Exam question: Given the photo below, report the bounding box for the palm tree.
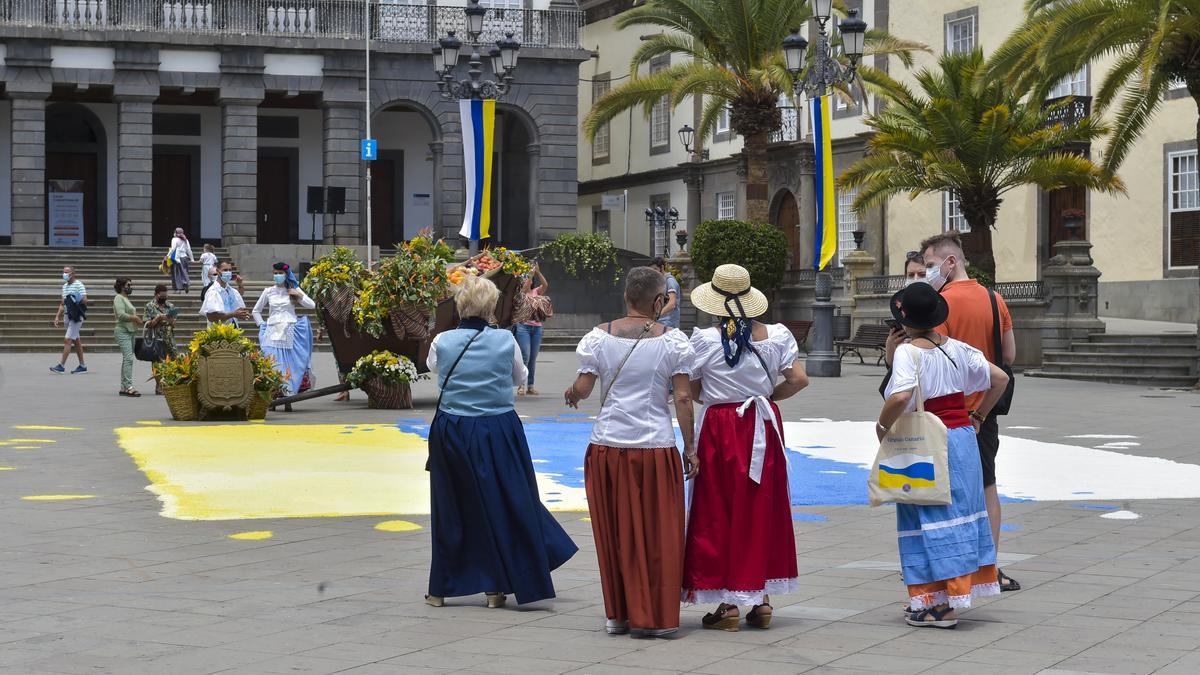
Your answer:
[840,49,1125,277]
[581,0,924,224]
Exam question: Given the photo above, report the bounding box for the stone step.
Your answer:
[1086,333,1197,345]
[1068,341,1199,356]
[1025,369,1198,388]
[1043,350,1199,365]
[1037,358,1194,377]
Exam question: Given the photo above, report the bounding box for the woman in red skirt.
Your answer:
[684,264,809,631]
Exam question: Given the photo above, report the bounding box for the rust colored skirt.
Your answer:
[585,443,685,631]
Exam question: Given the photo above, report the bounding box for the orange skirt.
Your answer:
[584,443,685,631]
[908,564,1000,610]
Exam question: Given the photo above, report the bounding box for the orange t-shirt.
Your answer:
[934,279,1012,410]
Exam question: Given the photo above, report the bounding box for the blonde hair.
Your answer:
[454,273,500,320]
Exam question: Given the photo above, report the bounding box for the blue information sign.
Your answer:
[361,139,378,161]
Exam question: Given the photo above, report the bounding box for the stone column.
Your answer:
[683,162,703,249]
[10,94,47,246]
[527,143,542,245]
[429,140,444,239]
[322,104,362,245]
[116,97,155,247]
[841,244,878,334]
[220,99,260,246]
[1040,239,1105,354]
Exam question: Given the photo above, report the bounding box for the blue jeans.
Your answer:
[514,323,542,387]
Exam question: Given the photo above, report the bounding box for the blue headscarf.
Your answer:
[273,262,299,289]
[717,288,758,368]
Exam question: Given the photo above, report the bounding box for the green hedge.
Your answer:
[690,219,788,292]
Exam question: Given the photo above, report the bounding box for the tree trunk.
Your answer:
[743,132,770,223]
[960,224,996,281]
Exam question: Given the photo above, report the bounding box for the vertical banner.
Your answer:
[810,95,837,271]
[48,179,85,248]
[458,98,496,241]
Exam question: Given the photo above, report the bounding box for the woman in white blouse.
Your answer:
[253,262,316,396]
[565,266,696,638]
[166,228,194,293]
[683,264,809,631]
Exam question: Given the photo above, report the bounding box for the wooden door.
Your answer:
[371,158,398,249]
[257,156,291,244]
[1047,186,1086,253]
[45,153,99,246]
[152,154,193,247]
[776,191,801,268]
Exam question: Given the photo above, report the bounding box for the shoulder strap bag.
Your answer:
[425,328,484,471]
[989,290,1016,416]
[868,348,951,506]
[597,321,655,413]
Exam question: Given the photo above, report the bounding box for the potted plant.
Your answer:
[247,351,288,420]
[152,354,198,421]
[347,350,424,409]
[1061,208,1086,240]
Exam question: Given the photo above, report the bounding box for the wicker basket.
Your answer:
[163,382,198,421]
[247,393,269,420]
[361,377,413,409]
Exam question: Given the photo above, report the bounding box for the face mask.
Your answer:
[62,273,71,281]
[273,273,287,285]
[157,296,167,304]
[123,286,133,295]
[905,277,927,288]
[925,261,947,290]
[220,271,233,283]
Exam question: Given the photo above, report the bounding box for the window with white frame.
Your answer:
[650,194,671,255]
[649,56,670,150]
[945,14,976,54]
[591,75,611,161]
[944,191,969,233]
[1169,77,1187,91]
[836,188,860,265]
[1049,65,1088,98]
[717,192,736,220]
[715,103,731,135]
[1168,150,1200,267]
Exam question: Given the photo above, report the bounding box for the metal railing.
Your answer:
[855,274,906,295]
[1,1,584,47]
[995,280,1044,301]
[770,105,800,143]
[853,276,1045,301]
[786,266,845,286]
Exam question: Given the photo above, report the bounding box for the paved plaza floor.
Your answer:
[2,349,1200,674]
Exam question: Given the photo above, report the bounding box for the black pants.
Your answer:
[978,413,1000,487]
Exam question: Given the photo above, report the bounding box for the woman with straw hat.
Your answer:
[879,282,1009,628]
[682,264,809,631]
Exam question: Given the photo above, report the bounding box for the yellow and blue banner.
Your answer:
[459,98,496,241]
[810,95,837,270]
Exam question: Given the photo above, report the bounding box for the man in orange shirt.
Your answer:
[920,231,1020,593]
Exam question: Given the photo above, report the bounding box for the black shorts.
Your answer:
[978,413,1000,487]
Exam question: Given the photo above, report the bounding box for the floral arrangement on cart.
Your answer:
[346,350,424,409]
[153,324,285,421]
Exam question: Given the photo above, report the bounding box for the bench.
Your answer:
[779,320,813,353]
[835,323,891,365]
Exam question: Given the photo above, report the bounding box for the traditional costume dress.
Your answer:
[575,325,693,633]
[253,266,316,396]
[426,319,577,605]
[884,339,999,612]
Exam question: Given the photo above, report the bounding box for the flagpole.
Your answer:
[364,0,373,270]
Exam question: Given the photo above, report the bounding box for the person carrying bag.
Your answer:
[869,348,950,506]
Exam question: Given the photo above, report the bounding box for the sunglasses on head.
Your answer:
[905,250,921,261]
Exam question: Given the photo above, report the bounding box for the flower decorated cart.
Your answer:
[154,325,284,421]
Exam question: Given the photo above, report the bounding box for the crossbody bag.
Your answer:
[425,328,483,471]
[988,290,1015,416]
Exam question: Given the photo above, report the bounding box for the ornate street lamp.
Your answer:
[645,206,680,258]
[782,3,869,378]
[432,0,521,100]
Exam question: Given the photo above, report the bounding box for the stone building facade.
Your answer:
[0,0,587,258]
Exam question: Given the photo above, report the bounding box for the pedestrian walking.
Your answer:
[199,244,218,289]
[652,256,681,329]
[51,266,88,374]
[252,262,316,396]
[166,228,194,293]
[565,266,696,637]
[877,282,1010,628]
[112,277,144,397]
[425,274,576,609]
[200,261,250,327]
[515,262,549,396]
[920,231,1020,592]
[143,284,178,395]
[682,264,809,631]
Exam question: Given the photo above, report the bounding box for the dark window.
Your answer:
[258,116,300,139]
[593,208,611,235]
[152,113,202,137]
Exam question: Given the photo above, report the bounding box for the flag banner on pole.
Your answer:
[810,95,837,271]
[459,98,496,241]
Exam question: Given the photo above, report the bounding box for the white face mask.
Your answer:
[925,260,948,290]
[905,277,927,288]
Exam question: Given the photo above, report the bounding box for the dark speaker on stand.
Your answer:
[326,187,346,214]
[306,186,325,214]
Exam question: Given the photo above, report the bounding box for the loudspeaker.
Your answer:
[306,186,325,214]
[327,187,346,215]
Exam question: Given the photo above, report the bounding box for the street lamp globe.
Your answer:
[677,124,695,152]
[497,33,521,71]
[838,9,868,63]
[464,0,487,40]
[488,47,504,77]
[811,0,833,24]
[439,32,462,69]
[432,46,446,74]
[782,28,809,74]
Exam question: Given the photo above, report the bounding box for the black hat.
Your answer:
[272,262,289,272]
[890,282,949,330]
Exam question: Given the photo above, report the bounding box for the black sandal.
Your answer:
[746,603,772,629]
[905,606,957,629]
[998,569,1021,592]
[701,603,739,632]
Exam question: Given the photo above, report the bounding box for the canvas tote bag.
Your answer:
[868,349,951,506]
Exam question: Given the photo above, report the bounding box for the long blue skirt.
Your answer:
[428,410,577,604]
[258,316,313,396]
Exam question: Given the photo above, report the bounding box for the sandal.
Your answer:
[119,389,141,397]
[485,592,507,609]
[746,603,772,629]
[424,594,444,607]
[701,603,740,632]
[516,386,526,396]
[905,605,957,629]
[998,569,1021,592]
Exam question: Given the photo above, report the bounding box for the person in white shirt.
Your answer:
[51,266,88,374]
[565,266,696,638]
[166,228,194,293]
[199,244,218,289]
[200,261,250,327]
[253,262,317,395]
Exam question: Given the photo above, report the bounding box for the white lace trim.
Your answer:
[683,577,800,606]
[910,581,1001,611]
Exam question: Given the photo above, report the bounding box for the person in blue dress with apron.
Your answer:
[252,262,316,395]
[425,273,577,608]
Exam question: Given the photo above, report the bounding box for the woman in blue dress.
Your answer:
[425,273,577,608]
[252,262,316,395]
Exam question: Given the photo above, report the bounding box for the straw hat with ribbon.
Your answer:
[690,264,769,319]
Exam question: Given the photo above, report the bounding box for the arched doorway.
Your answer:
[773,189,801,268]
[45,103,106,246]
[371,102,440,250]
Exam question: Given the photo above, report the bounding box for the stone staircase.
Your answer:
[1028,333,1199,388]
[0,247,318,354]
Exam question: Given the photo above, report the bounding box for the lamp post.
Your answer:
[781,3,867,378]
[645,206,680,258]
[431,0,521,254]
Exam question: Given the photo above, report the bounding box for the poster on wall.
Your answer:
[49,180,85,248]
